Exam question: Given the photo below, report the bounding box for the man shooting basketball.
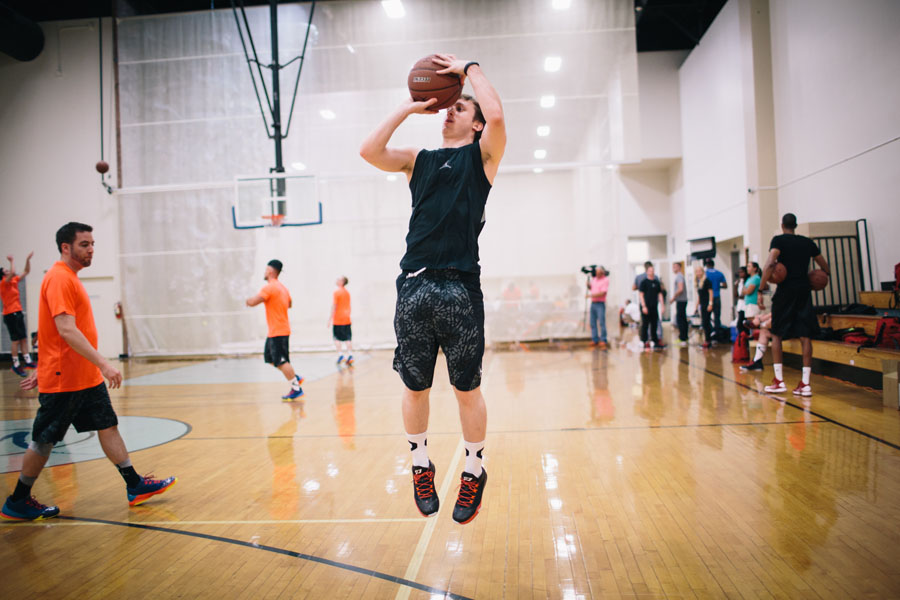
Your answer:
[760,213,830,397]
[359,54,505,524]
[1,251,37,374]
[2,222,176,521]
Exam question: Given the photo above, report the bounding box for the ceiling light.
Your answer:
[552,0,571,9]
[540,95,556,108]
[386,174,398,182]
[346,44,356,54]
[319,109,336,120]
[381,0,405,18]
[537,126,550,137]
[533,167,544,174]
[534,149,547,160]
[544,56,562,72]
[291,161,307,171]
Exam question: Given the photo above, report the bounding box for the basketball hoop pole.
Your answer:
[269,0,286,205]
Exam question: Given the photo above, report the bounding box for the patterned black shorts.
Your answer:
[3,311,27,341]
[333,324,352,342]
[32,382,118,444]
[264,335,290,366]
[393,269,484,392]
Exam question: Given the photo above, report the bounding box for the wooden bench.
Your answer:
[859,290,896,310]
[777,339,900,409]
[818,313,882,335]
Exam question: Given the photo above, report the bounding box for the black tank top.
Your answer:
[400,142,492,273]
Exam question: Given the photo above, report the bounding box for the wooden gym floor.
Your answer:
[2,331,900,599]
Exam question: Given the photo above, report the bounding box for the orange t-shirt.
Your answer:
[0,275,22,314]
[333,287,351,326]
[260,279,291,337]
[38,262,104,393]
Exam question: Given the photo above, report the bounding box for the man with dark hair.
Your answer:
[329,276,353,366]
[639,264,666,350]
[2,222,176,521]
[246,259,303,401]
[360,53,505,524]
[760,213,830,396]
[704,258,727,332]
[2,251,36,374]
[669,262,688,346]
[633,261,653,291]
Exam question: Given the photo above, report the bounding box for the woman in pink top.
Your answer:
[587,267,609,347]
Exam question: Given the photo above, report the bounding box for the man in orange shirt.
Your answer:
[1,251,37,374]
[246,259,303,400]
[2,222,177,522]
[328,276,353,366]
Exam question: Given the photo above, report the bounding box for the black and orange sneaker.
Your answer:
[412,461,439,517]
[452,468,487,524]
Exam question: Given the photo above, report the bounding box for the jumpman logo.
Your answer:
[440,160,452,170]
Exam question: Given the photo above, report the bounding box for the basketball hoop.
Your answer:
[261,214,285,227]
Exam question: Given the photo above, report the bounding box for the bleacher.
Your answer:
[779,290,899,408]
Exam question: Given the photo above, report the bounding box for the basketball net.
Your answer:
[262,214,285,228]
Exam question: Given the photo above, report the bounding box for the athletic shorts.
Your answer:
[264,335,290,367]
[393,269,484,392]
[333,324,352,342]
[32,382,118,444]
[3,311,27,342]
[771,282,819,339]
[744,303,760,318]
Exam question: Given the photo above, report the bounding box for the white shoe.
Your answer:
[792,382,812,397]
[764,378,787,393]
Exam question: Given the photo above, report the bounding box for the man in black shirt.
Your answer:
[759,213,830,397]
[360,54,505,524]
[639,264,666,350]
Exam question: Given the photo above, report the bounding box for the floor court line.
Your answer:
[14,517,426,526]
[53,515,473,600]
[395,435,466,600]
[679,356,900,452]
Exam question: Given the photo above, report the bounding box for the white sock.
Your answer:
[774,363,783,381]
[24,353,32,363]
[12,356,19,367]
[291,375,301,391]
[754,344,766,363]
[463,440,485,477]
[407,432,429,468]
[802,367,811,385]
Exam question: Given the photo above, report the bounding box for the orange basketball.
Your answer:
[770,262,787,284]
[808,269,829,291]
[408,54,462,110]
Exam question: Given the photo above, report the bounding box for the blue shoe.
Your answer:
[282,386,304,401]
[127,475,177,507]
[346,355,354,366]
[1,495,60,521]
[11,364,26,377]
[24,360,37,369]
[336,355,344,365]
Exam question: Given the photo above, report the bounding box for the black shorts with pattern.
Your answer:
[393,269,484,392]
[264,335,290,367]
[3,311,27,341]
[32,382,118,444]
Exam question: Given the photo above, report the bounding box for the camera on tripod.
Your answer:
[581,265,597,276]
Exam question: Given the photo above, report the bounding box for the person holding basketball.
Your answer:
[1,252,37,375]
[760,213,830,396]
[359,54,505,524]
[2,222,176,521]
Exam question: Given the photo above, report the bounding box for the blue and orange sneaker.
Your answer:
[282,387,304,401]
[336,355,344,365]
[24,359,37,369]
[1,495,60,521]
[11,364,26,377]
[346,355,354,366]
[127,475,177,507]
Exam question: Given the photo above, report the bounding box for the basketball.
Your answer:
[96,160,110,174]
[808,269,829,291]
[770,262,787,284]
[408,54,462,110]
